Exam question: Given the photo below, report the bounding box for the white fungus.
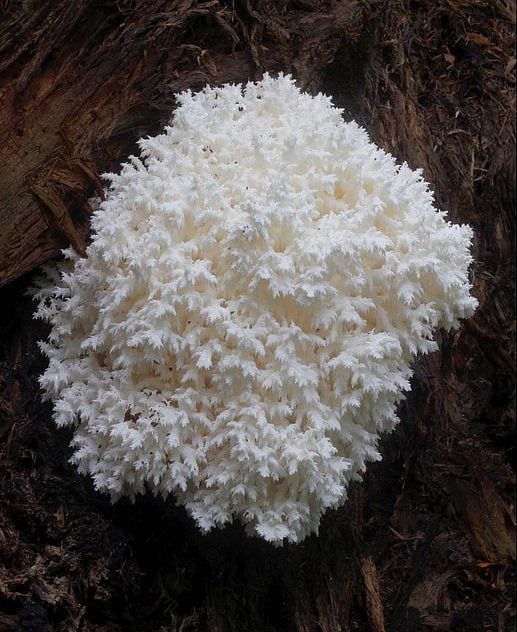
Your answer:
[34,74,477,543]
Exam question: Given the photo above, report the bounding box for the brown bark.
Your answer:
[0,1,515,631]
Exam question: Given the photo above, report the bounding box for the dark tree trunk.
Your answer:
[0,1,514,631]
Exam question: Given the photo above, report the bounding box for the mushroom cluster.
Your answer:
[34,75,477,543]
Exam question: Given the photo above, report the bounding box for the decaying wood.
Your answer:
[361,556,385,632]
[0,1,515,631]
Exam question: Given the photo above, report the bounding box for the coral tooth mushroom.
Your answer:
[34,74,477,544]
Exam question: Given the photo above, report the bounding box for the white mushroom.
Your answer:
[34,74,477,544]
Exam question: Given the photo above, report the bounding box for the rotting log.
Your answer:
[0,1,515,631]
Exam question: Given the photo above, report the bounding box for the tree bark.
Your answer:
[0,1,515,631]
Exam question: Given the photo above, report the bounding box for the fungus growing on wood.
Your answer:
[34,75,477,543]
